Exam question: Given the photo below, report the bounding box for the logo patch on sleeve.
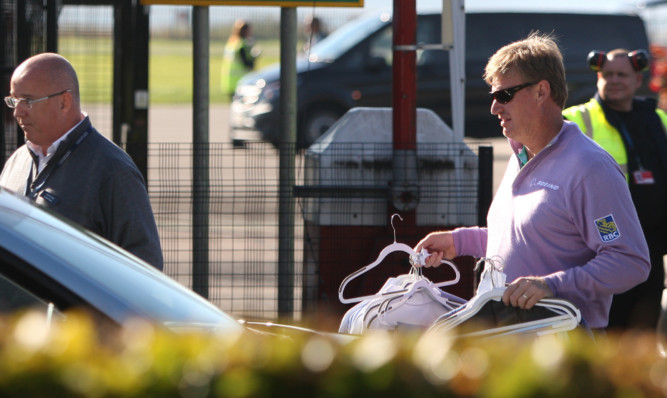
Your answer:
[595,214,620,242]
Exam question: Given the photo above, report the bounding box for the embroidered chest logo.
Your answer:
[530,179,560,190]
[595,215,620,242]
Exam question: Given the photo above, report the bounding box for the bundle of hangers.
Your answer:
[424,256,582,340]
[338,215,582,338]
[338,214,465,334]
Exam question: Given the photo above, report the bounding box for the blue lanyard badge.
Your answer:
[25,129,90,200]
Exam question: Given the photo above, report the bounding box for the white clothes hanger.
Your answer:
[425,286,582,339]
[338,214,467,334]
[456,299,581,339]
[429,287,506,332]
[339,265,424,334]
[354,274,467,332]
[338,214,461,304]
[371,281,467,330]
[475,256,506,295]
[338,242,419,304]
[340,295,386,334]
[426,257,508,332]
[376,274,464,317]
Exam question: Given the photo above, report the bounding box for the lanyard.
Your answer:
[25,129,90,199]
[595,95,647,171]
[616,122,645,171]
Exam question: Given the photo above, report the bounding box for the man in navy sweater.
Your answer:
[1,52,163,270]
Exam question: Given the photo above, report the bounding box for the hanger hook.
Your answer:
[390,213,403,243]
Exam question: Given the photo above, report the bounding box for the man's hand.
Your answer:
[502,276,553,309]
[413,231,457,268]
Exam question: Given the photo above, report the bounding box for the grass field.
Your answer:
[150,38,281,104]
[60,36,281,105]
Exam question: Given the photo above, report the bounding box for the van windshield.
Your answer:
[307,13,389,62]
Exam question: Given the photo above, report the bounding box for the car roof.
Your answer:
[0,188,244,334]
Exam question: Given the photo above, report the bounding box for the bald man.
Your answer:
[1,53,163,270]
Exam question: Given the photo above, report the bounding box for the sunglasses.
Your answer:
[489,82,538,104]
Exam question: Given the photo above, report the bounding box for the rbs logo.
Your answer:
[595,215,620,242]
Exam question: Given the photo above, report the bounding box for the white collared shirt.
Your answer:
[27,115,86,174]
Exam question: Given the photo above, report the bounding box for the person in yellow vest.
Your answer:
[563,49,667,330]
[302,15,327,53]
[221,19,260,99]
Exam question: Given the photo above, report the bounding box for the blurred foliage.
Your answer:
[0,310,665,397]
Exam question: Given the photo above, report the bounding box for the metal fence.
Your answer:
[3,3,489,329]
[150,141,298,320]
[1,0,49,163]
[148,140,487,326]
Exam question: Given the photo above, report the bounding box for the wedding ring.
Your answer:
[521,294,529,299]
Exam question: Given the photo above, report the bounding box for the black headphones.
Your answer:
[587,49,650,72]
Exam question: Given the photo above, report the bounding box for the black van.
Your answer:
[230,12,651,147]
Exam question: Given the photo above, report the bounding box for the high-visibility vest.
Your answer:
[221,37,253,97]
[563,98,667,182]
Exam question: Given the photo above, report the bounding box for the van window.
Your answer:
[368,15,443,68]
[369,26,392,66]
[309,14,387,62]
[465,13,649,70]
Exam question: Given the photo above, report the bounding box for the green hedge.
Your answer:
[0,311,665,397]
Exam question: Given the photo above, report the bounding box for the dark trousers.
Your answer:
[608,231,666,330]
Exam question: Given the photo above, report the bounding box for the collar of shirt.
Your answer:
[517,146,529,168]
[514,131,561,169]
[27,116,86,174]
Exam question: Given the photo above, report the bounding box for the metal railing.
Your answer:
[148,141,491,323]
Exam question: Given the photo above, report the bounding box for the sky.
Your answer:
[144,0,658,21]
[61,0,667,42]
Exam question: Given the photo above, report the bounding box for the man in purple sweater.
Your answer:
[416,33,650,329]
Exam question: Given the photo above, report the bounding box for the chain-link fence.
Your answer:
[148,140,487,326]
[3,3,488,329]
[150,141,302,320]
[1,0,50,163]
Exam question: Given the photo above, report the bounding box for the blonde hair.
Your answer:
[484,31,568,109]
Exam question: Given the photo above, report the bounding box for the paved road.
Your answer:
[149,104,231,143]
[148,104,511,194]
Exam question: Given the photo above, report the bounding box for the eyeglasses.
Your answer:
[489,82,538,104]
[4,89,71,109]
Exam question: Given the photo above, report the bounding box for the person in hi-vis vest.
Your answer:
[564,49,667,331]
[221,19,260,99]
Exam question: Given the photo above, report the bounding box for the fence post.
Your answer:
[192,5,210,299]
[477,145,493,227]
[278,7,297,318]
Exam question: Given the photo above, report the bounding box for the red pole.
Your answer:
[393,0,417,150]
[390,0,420,215]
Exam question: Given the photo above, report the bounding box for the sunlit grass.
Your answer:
[58,36,280,105]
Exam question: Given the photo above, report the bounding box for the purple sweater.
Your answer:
[453,121,650,328]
